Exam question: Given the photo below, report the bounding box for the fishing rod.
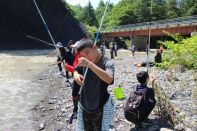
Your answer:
[33,0,56,46]
[33,0,64,69]
[26,35,55,47]
[146,0,153,72]
[94,0,110,44]
[78,0,110,95]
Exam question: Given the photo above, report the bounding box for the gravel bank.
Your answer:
[33,50,197,131]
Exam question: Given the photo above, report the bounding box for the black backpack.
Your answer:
[124,85,156,124]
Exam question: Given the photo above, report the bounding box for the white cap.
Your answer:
[56,42,63,48]
[71,41,80,48]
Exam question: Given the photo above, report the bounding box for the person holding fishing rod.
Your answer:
[32,0,74,81]
[63,35,89,124]
[74,38,115,131]
[53,42,74,81]
[73,1,115,130]
[63,41,81,124]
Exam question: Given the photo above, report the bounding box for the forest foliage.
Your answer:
[67,0,197,37]
[158,33,197,70]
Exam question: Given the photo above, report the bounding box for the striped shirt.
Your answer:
[76,95,115,131]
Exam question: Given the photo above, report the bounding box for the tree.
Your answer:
[105,0,137,26]
[95,0,114,28]
[62,0,75,16]
[95,0,105,21]
[178,0,188,16]
[69,4,84,20]
[187,2,197,15]
[141,0,151,21]
[178,0,197,16]
[166,0,180,18]
[81,1,98,26]
[151,0,167,20]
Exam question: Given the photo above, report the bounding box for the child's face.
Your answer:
[79,46,97,63]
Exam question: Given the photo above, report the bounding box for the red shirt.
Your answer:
[64,53,80,73]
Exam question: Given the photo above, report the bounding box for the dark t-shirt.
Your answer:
[65,47,74,65]
[79,56,114,112]
[57,47,74,65]
[154,53,162,63]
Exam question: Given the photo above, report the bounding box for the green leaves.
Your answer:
[85,24,97,38]
[158,33,197,70]
[64,0,197,39]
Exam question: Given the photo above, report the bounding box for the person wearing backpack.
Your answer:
[124,71,156,127]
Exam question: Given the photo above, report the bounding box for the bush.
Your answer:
[85,24,97,39]
[125,39,131,49]
[158,33,197,70]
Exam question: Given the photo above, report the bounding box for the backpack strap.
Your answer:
[137,84,149,104]
[133,85,138,91]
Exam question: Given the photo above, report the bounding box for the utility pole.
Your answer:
[148,0,152,52]
[147,0,153,71]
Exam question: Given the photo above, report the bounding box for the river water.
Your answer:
[0,50,56,130]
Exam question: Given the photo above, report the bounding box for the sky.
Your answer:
[65,0,120,9]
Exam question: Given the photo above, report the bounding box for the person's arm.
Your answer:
[53,56,61,65]
[47,49,57,57]
[64,64,74,73]
[149,76,156,88]
[134,62,142,67]
[53,61,61,65]
[73,71,84,86]
[89,62,113,84]
[64,55,80,73]
[78,57,114,84]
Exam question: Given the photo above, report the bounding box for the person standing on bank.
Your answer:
[53,42,67,75]
[53,42,73,81]
[114,42,118,58]
[100,41,106,56]
[74,39,115,131]
[65,40,75,67]
[109,42,114,59]
[131,44,136,56]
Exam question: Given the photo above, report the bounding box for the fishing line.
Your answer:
[26,35,55,47]
[33,0,64,70]
[33,0,56,46]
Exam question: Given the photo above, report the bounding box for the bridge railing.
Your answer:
[102,15,197,33]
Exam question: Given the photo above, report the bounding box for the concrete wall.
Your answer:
[131,36,148,51]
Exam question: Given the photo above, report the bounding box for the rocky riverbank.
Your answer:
[32,50,197,131]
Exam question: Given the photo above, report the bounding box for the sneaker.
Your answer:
[66,78,69,82]
[58,71,64,76]
[68,113,75,124]
[73,112,77,119]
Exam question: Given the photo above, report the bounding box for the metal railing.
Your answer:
[102,15,197,33]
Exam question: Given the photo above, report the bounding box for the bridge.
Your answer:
[102,15,197,37]
[101,15,197,50]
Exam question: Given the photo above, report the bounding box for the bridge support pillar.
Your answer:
[130,36,148,51]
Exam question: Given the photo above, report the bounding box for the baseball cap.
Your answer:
[56,42,63,48]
